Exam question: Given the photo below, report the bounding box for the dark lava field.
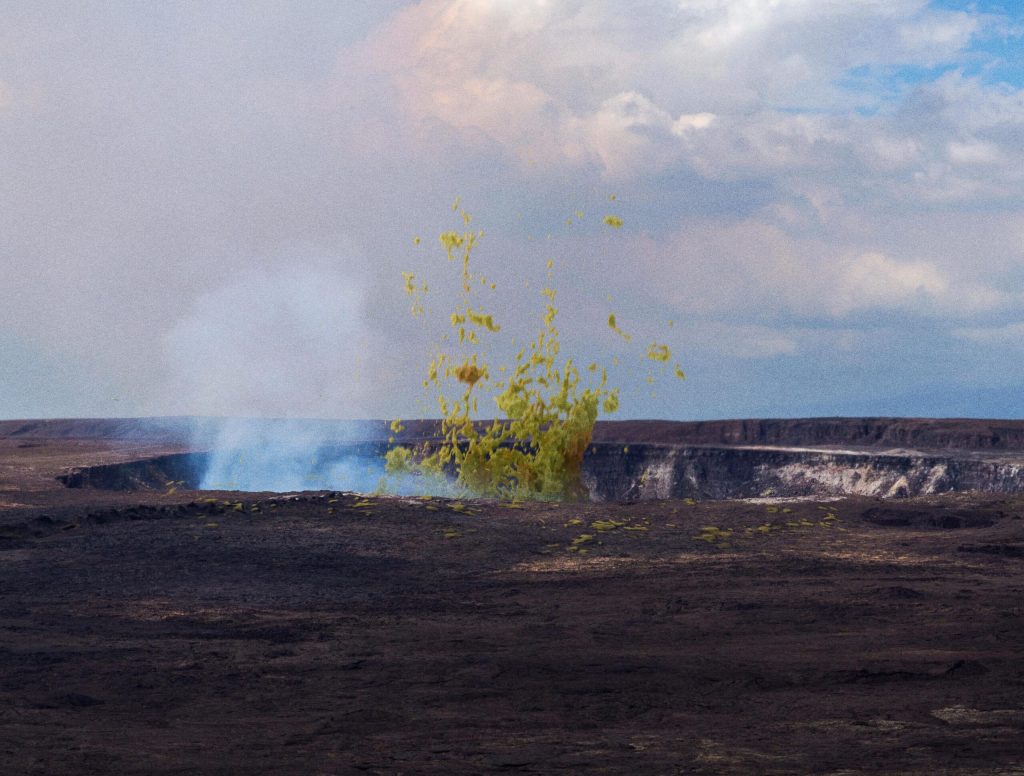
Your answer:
[1,418,1023,775]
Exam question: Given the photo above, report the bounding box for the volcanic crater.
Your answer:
[1,417,1023,774]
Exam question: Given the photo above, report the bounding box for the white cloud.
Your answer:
[610,214,1015,327]
[899,8,979,60]
[575,91,678,177]
[947,139,1002,166]
[952,322,1024,346]
[363,0,1024,211]
[832,252,949,316]
[673,112,716,133]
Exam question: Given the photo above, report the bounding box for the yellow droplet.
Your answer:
[646,343,671,362]
[608,313,632,342]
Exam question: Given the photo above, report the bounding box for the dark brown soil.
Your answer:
[2,434,1024,774]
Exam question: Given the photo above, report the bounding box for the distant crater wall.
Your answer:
[591,418,1024,453]
[58,442,1024,500]
[13,416,1024,453]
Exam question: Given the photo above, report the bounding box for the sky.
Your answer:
[2,0,1024,422]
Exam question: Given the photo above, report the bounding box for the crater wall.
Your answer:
[57,442,1024,501]
[582,444,1024,501]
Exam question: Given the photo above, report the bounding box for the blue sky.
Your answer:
[2,1,1024,421]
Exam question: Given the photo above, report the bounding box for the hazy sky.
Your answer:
[3,0,1024,421]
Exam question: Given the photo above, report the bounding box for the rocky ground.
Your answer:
[1,430,1023,774]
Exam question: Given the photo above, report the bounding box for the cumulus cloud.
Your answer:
[826,251,1006,317]
[600,211,1016,331]
[832,253,948,316]
[575,92,679,177]
[361,0,1024,216]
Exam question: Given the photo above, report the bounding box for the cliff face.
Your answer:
[581,444,1024,501]
[58,452,211,490]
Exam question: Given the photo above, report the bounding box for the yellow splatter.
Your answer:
[608,313,632,342]
[384,204,684,501]
[646,343,671,362]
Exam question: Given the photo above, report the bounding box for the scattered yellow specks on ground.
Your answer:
[565,517,584,527]
[567,533,595,553]
[590,519,625,532]
[693,526,733,548]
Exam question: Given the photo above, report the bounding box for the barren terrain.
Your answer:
[1,421,1023,774]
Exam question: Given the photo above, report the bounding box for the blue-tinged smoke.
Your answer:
[199,420,382,492]
[192,417,453,495]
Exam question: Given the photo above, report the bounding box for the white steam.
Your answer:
[160,263,422,494]
[161,264,375,418]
